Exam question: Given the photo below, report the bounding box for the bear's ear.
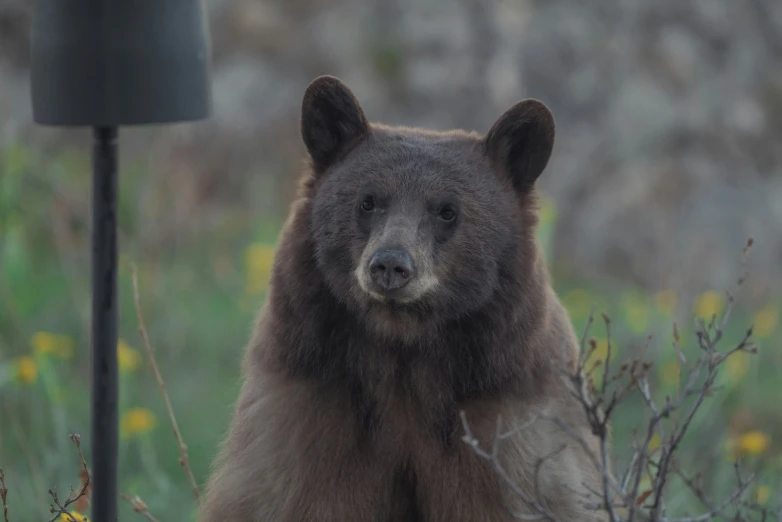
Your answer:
[301,75,370,172]
[484,99,555,193]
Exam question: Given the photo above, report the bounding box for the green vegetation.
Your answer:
[1,142,780,520]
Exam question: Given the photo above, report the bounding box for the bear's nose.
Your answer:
[368,248,415,292]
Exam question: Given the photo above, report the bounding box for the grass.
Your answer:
[0,142,780,520]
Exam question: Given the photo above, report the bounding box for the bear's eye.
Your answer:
[360,196,376,212]
[438,205,457,222]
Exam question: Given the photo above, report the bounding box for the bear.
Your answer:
[199,75,609,522]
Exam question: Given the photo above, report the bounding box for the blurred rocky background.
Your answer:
[2,0,782,305]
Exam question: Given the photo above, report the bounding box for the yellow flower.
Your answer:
[622,293,649,334]
[736,430,771,456]
[654,290,677,316]
[244,243,276,295]
[591,338,617,362]
[562,289,593,319]
[660,359,681,387]
[14,356,38,385]
[755,485,771,505]
[31,332,75,360]
[118,339,142,373]
[58,511,89,522]
[752,304,778,339]
[648,433,662,452]
[121,407,157,439]
[694,291,724,321]
[636,472,654,504]
[725,350,751,386]
[585,338,618,375]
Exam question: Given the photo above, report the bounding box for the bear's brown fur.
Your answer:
[199,75,608,522]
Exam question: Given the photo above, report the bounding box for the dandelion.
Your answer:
[562,289,593,319]
[638,473,652,492]
[245,243,276,295]
[725,350,751,386]
[14,355,38,385]
[589,338,617,363]
[585,338,618,382]
[653,289,677,316]
[622,293,649,334]
[648,433,662,452]
[694,291,724,321]
[31,332,75,360]
[121,407,157,439]
[58,511,89,522]
[752,304,778,339]
[635,472,655,505]
[755,485,771,505]
[118,339,142,373]
[736,430,771,456]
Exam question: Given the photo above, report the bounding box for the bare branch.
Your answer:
[600,313,613,395]
[459,410,565,522]
[131,264,201,504]
[579,305,598,359]
[121,493,162,522]
[47,435,91,522]
[0,468,8,522]
[461,239,769,522]
[664,464,753,522]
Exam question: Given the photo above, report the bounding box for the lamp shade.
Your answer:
[30,0,212,126]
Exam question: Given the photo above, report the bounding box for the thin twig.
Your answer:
[47,435,91,522]
[459,240,766,522]
[0,468,8,522]
[3,398,48,508]
[601,313,613,395]
[131,264,201,504]
[121,493,163,522]
[664,470,752,522]
[579,305,598,358]
[460,411,564,522]
[533,444,568,515]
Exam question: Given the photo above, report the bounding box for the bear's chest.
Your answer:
[346,361,462,450]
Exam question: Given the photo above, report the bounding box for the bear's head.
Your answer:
[300,75,555,334]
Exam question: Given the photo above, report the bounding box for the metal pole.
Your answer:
[91,126,119,522]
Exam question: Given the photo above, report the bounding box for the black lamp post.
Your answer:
[29,2,212,520]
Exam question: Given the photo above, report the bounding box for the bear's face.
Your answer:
[300,76,555,333]
[310,131,516,323]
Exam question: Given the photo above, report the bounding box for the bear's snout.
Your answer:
[368,248,416,292]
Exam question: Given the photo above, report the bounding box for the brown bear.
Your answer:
[199,75,608,522]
